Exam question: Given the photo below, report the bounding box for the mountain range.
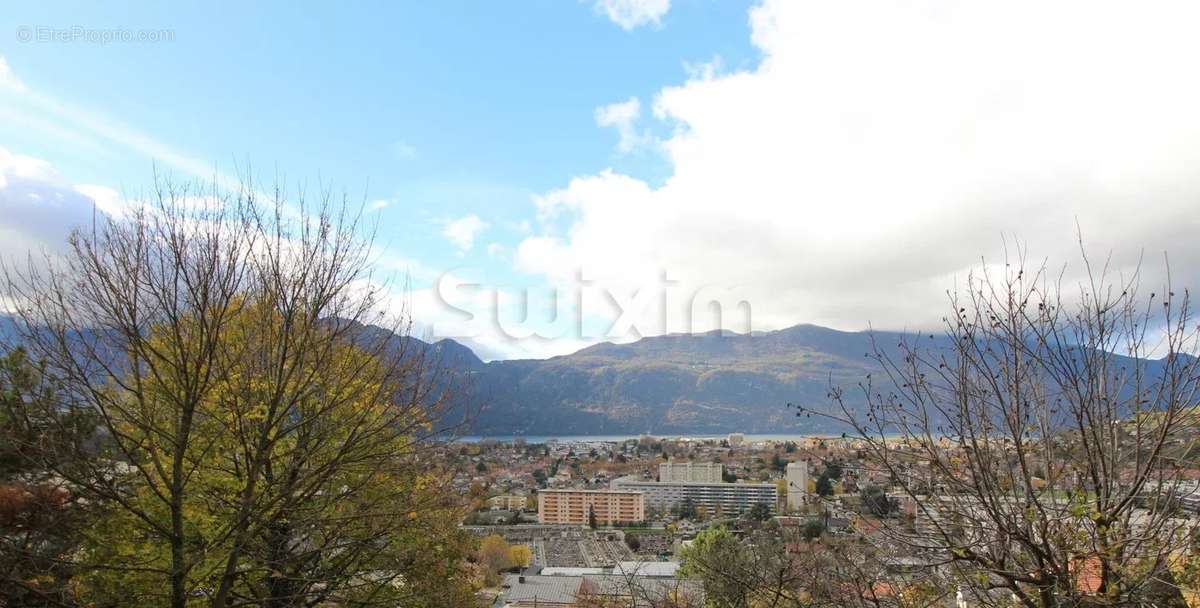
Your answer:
[5,314,1175,436]
[439,324,930,435]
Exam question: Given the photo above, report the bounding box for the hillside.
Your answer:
[0,315,937,434]
[464,325,936,435]
[4,314,1179,435]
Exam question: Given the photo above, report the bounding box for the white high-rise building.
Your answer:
[727,433,745,447]
[786,461,809,511]
[658,460,723,483]
[612,476,776,515]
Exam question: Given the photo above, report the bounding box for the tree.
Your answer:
[678,526,749,605]
[680,525,919,607]
[675,497,698,520]
[801,518,826,540]
[3,177,473,607]
[625,533,641,552]
[770,452,787,472]
[478,534,514,586]
[860,484,896,517]
[747,502,772,522]
[821,461,843,480]
[509,544,532,569]
[0,347,98,606]
[815,473,834,497]
[679,526,807,606]
[811,251,1200,607]
[588,504,598,529]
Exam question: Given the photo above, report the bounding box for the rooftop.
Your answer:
[499,574,582,605]
[614,561,681,578]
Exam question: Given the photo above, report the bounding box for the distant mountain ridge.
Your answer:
[452,324,1182,435]
[0,315,943,434]
[4,314,1174,436]
[460,324,935,435]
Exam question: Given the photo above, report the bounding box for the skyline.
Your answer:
[4,1,1200,361]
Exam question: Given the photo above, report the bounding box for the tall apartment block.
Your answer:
[537,489,645,525]
[658,460,723,483]
[786,461,809,511]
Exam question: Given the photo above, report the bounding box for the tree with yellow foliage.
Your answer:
[4,177,474,607]
[478,534,514,586]
[509,544,533,569]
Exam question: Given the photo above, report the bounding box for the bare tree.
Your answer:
[675,524,932,608]
[3,176,474,607]
[807,248,1200,607]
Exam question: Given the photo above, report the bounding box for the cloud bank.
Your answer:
[519,0,1200,337]
[0,147,120,266]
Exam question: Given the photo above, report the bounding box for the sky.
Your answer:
[2,0,1200,360]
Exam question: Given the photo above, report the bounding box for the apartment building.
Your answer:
[658,460,723,483]
[785,461,809,511]
[537,489,645,525]
[488,494,530,511]
[612,476,776,515]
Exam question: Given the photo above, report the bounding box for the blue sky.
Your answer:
[0,0,760,358]
[0,1,754,223]
[3,1,1200,360]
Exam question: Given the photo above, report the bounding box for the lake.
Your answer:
[453,433,849,444]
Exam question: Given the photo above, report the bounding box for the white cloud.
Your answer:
[595,97,648,153]
[368,198,391,211]
[74,184,127,217]
[594,0,670,30]
[441,214,488,252]
[0,55,240,192]
[520,0,1200,339]
[0,147,121,263]
[405,275,601,361]
[0,56,27,93]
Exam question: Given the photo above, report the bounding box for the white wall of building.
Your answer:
[658,461,723,483]
[786,461,808,511]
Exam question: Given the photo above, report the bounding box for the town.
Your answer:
[451,425,1200,607]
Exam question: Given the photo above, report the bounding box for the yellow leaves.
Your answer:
[86,297,456,602]
[479,534,517,574]
[509,544,533,568]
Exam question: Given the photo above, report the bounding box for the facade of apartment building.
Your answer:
[612,476,776,515]
[488,494,530,511]
[658,460,724,483]
[537,489,645,525]
[786,461,809,511]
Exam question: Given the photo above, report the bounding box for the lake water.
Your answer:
[453,433,849,444]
